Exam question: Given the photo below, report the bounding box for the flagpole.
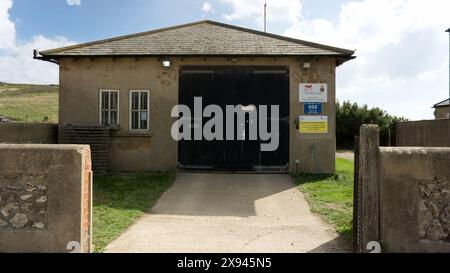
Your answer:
[264,1,267,32]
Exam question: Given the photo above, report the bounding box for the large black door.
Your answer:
[178,67,289,172]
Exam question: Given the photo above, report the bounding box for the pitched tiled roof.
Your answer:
[434,99,450,108]
[40,20,355,60]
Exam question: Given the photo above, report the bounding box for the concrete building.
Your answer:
[433,99,450,119]
[36,20,355,174]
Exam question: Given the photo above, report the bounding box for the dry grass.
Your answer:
[0,83,59,123]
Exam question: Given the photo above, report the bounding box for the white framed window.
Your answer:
[99,90,119,126]
[129,90,150,131]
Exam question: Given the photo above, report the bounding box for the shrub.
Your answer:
[336,101,407,148]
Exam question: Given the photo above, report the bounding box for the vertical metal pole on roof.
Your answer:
[447,28,450,100]
[264,1,267,32]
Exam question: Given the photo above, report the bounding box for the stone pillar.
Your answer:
[0,144,92,253]
[358,125,380,252]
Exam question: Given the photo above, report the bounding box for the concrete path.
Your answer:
[105,173,347,253]
[336,151,355,161]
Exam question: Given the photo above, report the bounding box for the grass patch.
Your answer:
[293,158,354,244]
[93,172,175,253]
[0,83,58,123]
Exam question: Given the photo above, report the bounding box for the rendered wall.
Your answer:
[0,144,92,253]
[435,107,449,120]
[0,123,58,144]
[396,119,450,147]
[59,56,338,173]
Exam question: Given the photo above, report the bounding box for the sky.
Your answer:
[0,0,449,120]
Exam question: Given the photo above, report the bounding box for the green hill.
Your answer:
[0,82,59,123]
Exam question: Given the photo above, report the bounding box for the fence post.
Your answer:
[358,125,380,253]
[353,136,360,252]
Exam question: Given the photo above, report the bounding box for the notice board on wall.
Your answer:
[299,116,328,134]
[299,83,328,103]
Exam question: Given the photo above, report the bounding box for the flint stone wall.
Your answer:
[0,144,92,253]
[379,147,450,252]
[0,174,48,230]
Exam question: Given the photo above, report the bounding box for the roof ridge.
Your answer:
[41,20,355,56]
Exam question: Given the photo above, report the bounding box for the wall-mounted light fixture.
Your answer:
[162,58,171,68]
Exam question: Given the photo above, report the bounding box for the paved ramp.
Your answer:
[105,173,347,253]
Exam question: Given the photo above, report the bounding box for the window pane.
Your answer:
[140,111,148,129]
[140,120,148,130]
[132,93,139,110]
[110,111,118,125]
[132,111,139,129]
[110,92,118,110]
[101,110,109,125]
[140,92,148,110]
[102,92,109,110]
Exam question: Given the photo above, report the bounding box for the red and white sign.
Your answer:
[299,83,328,103]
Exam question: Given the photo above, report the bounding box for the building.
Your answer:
[36,20,355,173]
[433,99,450,119]
[439,29,450,120]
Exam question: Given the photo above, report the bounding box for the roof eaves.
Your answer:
[433,98,450,108]
[337,55,356,66]
[42,53,356,60]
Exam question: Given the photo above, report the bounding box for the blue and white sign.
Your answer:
[304,103,322,114]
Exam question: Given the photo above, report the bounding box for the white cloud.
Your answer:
[220,0,302,26]
[220,0,450,119]
[0,36,73,84]
[281,0,450,120]
[0,0,15,48]
[66,0,81,6]
[0,0,75,84]
[202,2,214,13]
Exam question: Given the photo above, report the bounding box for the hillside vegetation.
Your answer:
[0,82,59,123]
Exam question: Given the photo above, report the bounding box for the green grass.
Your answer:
[0,83,59,123]
[93,172,175,253]
[293,158,354,244]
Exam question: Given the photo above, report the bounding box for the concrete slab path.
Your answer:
[336,151,355,161]
[105,173,348,253]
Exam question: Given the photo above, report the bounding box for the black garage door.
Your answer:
[178,67,290,172]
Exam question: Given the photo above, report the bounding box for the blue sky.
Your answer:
[1,0,449,120]
[10,0,348,43]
